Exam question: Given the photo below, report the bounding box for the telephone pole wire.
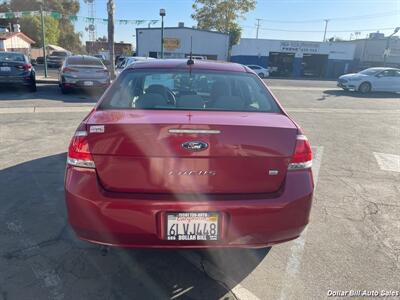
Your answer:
[323,19,329,41]
[256,18,262,39]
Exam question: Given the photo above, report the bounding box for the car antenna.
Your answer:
[187,36,194,66]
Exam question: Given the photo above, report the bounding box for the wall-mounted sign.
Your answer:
[280,41,320,54]
[163,38,181,51]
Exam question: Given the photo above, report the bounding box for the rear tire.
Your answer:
[358,82,371,94]
[61,84,70,94]
[258,73,265,78]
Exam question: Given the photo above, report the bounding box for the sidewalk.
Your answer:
[36,75,59,84]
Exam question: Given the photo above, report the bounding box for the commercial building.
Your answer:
[349,33,400,69]
[231,38,356,78]
[135,25,400,78]
[136,24,229,60]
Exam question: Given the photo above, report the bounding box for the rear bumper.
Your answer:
[0,75,34,85]
[65,167,314,248]
[62,76,110,88]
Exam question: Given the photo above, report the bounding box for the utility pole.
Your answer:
[323,19,329,42]
[107,0,115,79]
[384,27,400,67]
[159,9,166,58]
[256,18,262,39]
[40,3,48,78]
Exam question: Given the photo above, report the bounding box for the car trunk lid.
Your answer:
[86,110,298,194]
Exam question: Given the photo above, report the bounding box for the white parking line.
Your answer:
[0,106,93,114]
[180,146,324,300]
[373,152,400,173]
[286,108,400,114]
[269,86,327,91]
[279,146,324,300]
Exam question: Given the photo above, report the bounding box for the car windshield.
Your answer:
[100,69,280,113]
[67,56,103,66]
[358,68,382,75]
[0,53,25,62]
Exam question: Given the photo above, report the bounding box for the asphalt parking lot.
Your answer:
[0,79,399,300]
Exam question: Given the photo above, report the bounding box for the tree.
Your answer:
[0,0,83,53]
[19,16,60,46]
[228,22,242,46]
[97,36,108,42]
[192,0,255,45]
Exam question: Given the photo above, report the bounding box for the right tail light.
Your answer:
[288,135,312,170]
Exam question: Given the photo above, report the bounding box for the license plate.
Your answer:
[83,81,93,86]
[0,67,11,72]
[166,212,219,241]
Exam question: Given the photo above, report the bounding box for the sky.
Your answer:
[76,0,400,46]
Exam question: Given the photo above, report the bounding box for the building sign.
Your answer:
[163,38,181,51]
[280,41,320,54]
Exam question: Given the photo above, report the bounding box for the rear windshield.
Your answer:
[0,52,25,62]
[67,56,103,66]
[99,70,280,113]
[51,51,68,57]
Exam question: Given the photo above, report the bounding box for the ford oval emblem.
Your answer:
[182,141,209,152]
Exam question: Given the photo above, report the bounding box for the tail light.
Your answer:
[288,135,312,170]
[67,124,95,168]
[63,67,78,73]
[16,64,32,71]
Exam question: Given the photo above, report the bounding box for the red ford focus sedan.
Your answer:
[64,59,313,248]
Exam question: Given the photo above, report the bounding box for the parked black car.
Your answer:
[0,52,36,92]
[47,51,71,68]
[36,56,44,64]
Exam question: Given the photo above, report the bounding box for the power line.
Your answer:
[254,10,400,24]
[243,26,397,33]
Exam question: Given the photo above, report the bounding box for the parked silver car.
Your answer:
[59,55,110,94]
[115,56,155,76]
[337,67,400,93]
[246,64,269,78]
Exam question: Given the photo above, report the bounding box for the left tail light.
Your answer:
[16,64,32,71]
[67,124,95,169]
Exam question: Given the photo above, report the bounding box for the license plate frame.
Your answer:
[165,212,219,241]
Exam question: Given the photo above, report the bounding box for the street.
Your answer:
[0,79,399,300]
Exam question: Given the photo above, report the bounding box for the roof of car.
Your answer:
[66,55,102,62]
[128,59,248,73]
[0,51,25,56]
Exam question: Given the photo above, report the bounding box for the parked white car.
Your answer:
[337,67,400,93]
[115,56,155,75]
[246,65,269,78]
